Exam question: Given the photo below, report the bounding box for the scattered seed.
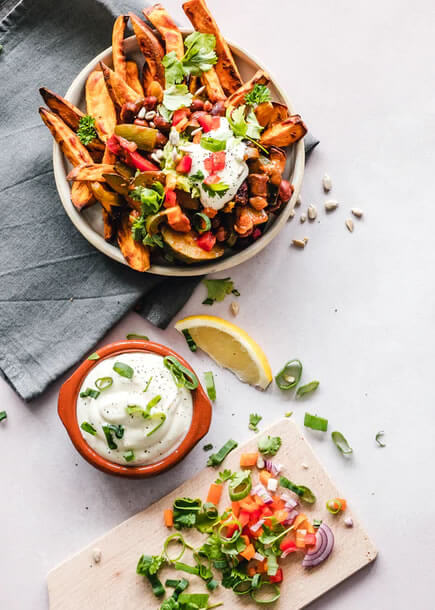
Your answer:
[295,197,302,208]
[287,209,295,221]
[92,548,102,563]
[351,208,363,218]
[307,204,317,221]
[345,219,354,232]
[292,239,306,249]
[145,110,156,120]
[303,237,309,244]
[344,517,354,528]
[230,301,239,316]
[284,375,295,384]
[169,128,180,147]
[300,213,306,224]
[301,463,309,470]
[322,173,332,192]
[137,106,146,119]
[324,199,339,212]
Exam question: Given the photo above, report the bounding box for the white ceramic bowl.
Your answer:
[53,31,305,277]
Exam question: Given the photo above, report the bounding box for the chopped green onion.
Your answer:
[163,356,198,390]
[87,352,100,360]
[174,561,199,575]
[375,430,386,447]
[203,443,213,451]
[80,422,96,435]
[143,377,153,393]
[207,439,238,467]
[218,517,242,543]
[304,412,328,432]
[113,361,134,379]
[193,212,212,234]
[95,376,113,391]
[233,580,252,595]
[204,371,216,401]
[279,476,304,496]
[79,387,100,399]
[165,579,181,588]
[250,582,281,604]
[164,533,187,562]
[126,333,149,340]
[285,411,293,417]
[123,450,135,462]
[136,555,165,597]
[182,329,197,352]
[102,425,118,450]
[331,430,353,455]
[296,380,319,397]
[275,359,302,390]
[0,411,7,422]
[206,579,219,591]
[326,498,343,514]
[106,424,124,439]
[146,413,166,436]
[313,519,323,528]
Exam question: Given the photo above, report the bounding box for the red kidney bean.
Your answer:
[211,100,226,116]
[144,96,157,110]
[191,99,204,111]
[153,115,171,132]
[278,179,293,203]
[203,100,213,112]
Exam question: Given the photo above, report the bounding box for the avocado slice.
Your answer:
[161,227,225,264]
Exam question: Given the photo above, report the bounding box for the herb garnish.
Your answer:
[215,469,234,484]
[331,430,353,455]
[173,497,202,530]
[143,233,164,248]
[113,361,134,379]
[124,449,135,462]
[163,356,199,390]
[296,380,319,397]
[126,395,161,418]
[77,114,97,145]
[248,413,262,432]
[202,278,238,305]
[204,371,216,401]
[226,104,263,140]
[207,439,238,467]
[258,435,281,456]
[126,333,150,341]
[182,329,197,352]
[200,137,226,152]
[147,413,166,436]
[202,182,230,198]
[245,84,272,105]
[130,182,164,241]
[80,421,96,435]
[375,430,386,447]
[162,84,193,111]
[0,411,7,422]
[203,443,214,451]
[304,412,328,432]
[95,377,113,391]
[163,32,217,86]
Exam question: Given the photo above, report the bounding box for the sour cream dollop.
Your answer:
[183,117,248,211]
[77,352,193,466]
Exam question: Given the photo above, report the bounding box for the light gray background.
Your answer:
[1,0,434,608]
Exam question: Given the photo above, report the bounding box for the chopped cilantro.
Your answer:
[226,104,263,140]
[163,32,217,86]
[258,435,282,456]
[245,84,272,105]
[215,469,234,484]
[249,413,262,432]
[202,278,237,305]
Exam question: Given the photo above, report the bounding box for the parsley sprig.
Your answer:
[77,115,97,145]
[245,84,272,105]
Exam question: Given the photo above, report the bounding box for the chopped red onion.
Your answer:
[281,494,298,510]
[302,523,334,568]
[264,460,283,476]
[344,517,354,528]
[250,518,265,533]
[283,509,299,525]
[251,483,273,504]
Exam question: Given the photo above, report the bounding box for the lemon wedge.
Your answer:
[175,315,272,390]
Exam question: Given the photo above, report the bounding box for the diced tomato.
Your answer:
[106,134,122,155]
[239,511,250,528]
[172,108,191,126]
[125,150,159,172]
[197,231,216,251]
[305,533,317,546]
[203,173,220,186]
[261,506,273,517]
[252,228,262,240]
[164,188,177,208]
[204,156,214,173]
[280,538,297,553]
[211,150,226,171]
[249,509,262,524]
[175,155,192,173]
[269,568,283,584]
[197,114,220,133]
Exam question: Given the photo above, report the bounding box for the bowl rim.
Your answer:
[53,30,305,276]
[57,340,212,478]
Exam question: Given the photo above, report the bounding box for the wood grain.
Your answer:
[47,419,377,609]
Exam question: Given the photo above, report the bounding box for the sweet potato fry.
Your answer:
[100,62,143,109]
[129,13,165,87]
[112,15,128,82]
[102,142,116,165]
[126,61,144,97]
[39,107,93,166]
[183,0,242,95]
[67,164,116,182]
[117,211,151,272]
[102,207,115,241]
[267,102,289,127]
[144,4,184,59]
[226,70,270,107]
[259,115,307,147]
[201,69,226,102]
[71,181,96,210]
[85,70,117,142]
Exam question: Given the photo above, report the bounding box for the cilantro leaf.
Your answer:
[162,51,185,85]
[143,233,164,248]
[245,107,263,139]
[77,114,97,145]
[202,182,229,198]
[182,32,217,76]
[130,182,164,216]
[215,469,234,484]
[249,413,262,432]
[163,84,193,112]
[226,104,263,140]
[245,84,272,105]
[202,278,236,305]
[258,435,282,456]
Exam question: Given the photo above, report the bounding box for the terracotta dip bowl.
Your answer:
[58,340,212,478]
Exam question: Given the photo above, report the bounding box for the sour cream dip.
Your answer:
[77,352,193,466]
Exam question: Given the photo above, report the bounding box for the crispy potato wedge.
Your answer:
[267,102,289,127]
[90,182,122,213]
[144,4,184,59]
[129,12,165,87]
[100,62,143,109]
[117,211,151,272]
[102,207,115,241]
[201,68,226,102]
[126,61,144,97]
[71,181,96,210]
[39,107,93,166]
[183,0,242,95]
[254,102,274,127]
[112,15,128,82]
[85,70,117,142]
[226,70,270,107]
[260,115,307,147]
[67,164,116,182]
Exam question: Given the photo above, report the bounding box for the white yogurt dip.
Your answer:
[77,352,193,466]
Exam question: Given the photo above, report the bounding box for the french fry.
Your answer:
[126,61,144,97]
[85,70,117,142]
[144,4,184,59]
[67,164,116,182]
[102,207,115,241]
[39,107,93,166]
[71,181,96,210]
[117,211,151,272]
[112,15,128,82]
[226,70,270,107]
[183,0,242,95]
[259,115,307,147]
[100,62,143,109]
[201,69,226,102]
[129,13,165,87]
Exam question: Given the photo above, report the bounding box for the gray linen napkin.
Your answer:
[0,0,318,402]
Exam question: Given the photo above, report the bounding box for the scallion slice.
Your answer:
[174,561,199,575]
[182,329,197,352]
[163,356,198,390]
[207,439,238,467]
[331,430,353,455]
[164,533,187,562]
[143,376,153,392]
[102,425,118,450]
[147,413,166,436]
[304,412,328,432]
[126,333,149,340]
[279,476,303,496]
[275,359,302,390]
[123,449,135,462]
[218,517,242,543]
[193,212,212,234]
[0,411,7,422]
[326,498,343,514]
[204,371,216,401]
[296,380,319,397]
[87,352,100,360]
[250,582,281,604]
[80,387,100,399]
[375,430,386,447]
[95,376,113,391]
[80,421,96,435]
[113,361,134,379]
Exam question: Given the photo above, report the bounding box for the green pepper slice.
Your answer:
[275,359,302,390]
[115,124,157,151]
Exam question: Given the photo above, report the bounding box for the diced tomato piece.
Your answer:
[164,188,177,208]
[204,156,214,173]
[197,114,220,133]
[172,108,191,126]
[239,511,250,528]
[203,173,220,186]
[305,533,317,546]
[280,538,297,553]
[211,150,226,171]
[269,568,283,584]
[197,231,216,251]
[125,150,159,172]
[261,506,273,517]
[106,134,122,155]
[248,509,262,524]
[175,155,192,173]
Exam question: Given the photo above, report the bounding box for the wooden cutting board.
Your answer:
[47,419,377,609]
